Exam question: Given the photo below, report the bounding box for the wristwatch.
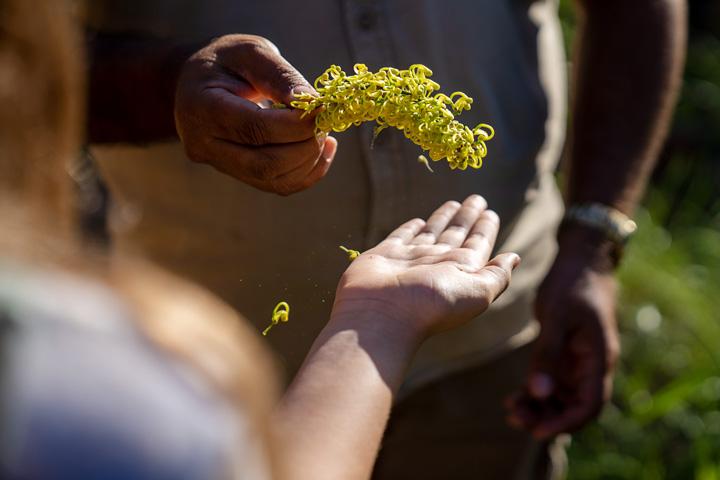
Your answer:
[562,203,638,264]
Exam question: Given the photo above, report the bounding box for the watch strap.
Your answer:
[563,203,637,245]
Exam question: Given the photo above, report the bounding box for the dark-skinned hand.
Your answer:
[175,34,337,196]
[506,225,620,439]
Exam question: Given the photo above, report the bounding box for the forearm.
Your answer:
[86,31,200,143]
[274,311,420,480]
[566,0,686,214]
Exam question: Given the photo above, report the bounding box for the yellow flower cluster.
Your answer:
[262,301,290,336]
[291,64,494,170]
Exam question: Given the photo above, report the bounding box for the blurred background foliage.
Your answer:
[559,1,720,478]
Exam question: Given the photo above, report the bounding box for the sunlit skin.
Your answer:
[333,197,515,336]
[277,195,520,480]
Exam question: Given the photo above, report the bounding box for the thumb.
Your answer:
[475,252,521,305]
[219,35,316,105]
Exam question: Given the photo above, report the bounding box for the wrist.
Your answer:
[559,202,637,270]
[329,302,425,348]
[556,222,619,273]
[321,306,423,392]
[564,203,637,244]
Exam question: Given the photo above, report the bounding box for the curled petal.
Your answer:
[291,64,494,170]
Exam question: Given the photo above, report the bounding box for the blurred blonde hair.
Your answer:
[0,0,81,227]
[0,0,279,475]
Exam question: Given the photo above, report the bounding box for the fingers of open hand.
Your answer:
[384,218,427,244]
[430,207,500,270]
[385,195,491,246]
[462,209,500,261]
[411,200,462,245]
[474,253,520,303]
[436,195,488,247]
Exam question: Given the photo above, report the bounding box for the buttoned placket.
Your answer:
[340,0,405,247]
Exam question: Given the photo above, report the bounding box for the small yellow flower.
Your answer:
[339,245,361,261]
[262,301,290,336]
[417,154,434,173]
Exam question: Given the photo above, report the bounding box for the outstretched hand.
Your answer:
[279,196,518,480]
[332,195,520,340]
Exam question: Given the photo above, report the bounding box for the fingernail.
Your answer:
[291,85,317,98]
[512,254,521,269]
[320,135,337,161]
[529,373,554,399]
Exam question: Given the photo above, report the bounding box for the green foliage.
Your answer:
[558,0,576,52]
[559,0,720,478]
[568,197,720,480]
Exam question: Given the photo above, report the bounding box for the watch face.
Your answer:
[608,210,637,241]
[620,218,638,237]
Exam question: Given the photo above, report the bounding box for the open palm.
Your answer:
[333,195,520,339]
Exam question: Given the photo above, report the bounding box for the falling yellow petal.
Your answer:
[418,155,434,173]
[339,245,361,261]
[262,301,290,336]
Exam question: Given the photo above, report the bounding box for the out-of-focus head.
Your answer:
[0,0,83,229]
[0,4,281,477]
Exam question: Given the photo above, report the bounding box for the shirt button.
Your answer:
[357,10,377,31]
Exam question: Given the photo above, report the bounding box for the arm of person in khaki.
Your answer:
[275,195,520,480]
[506,0,687,438]
[88,32,337,195]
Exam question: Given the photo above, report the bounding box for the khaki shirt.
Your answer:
[89,0,566,386]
